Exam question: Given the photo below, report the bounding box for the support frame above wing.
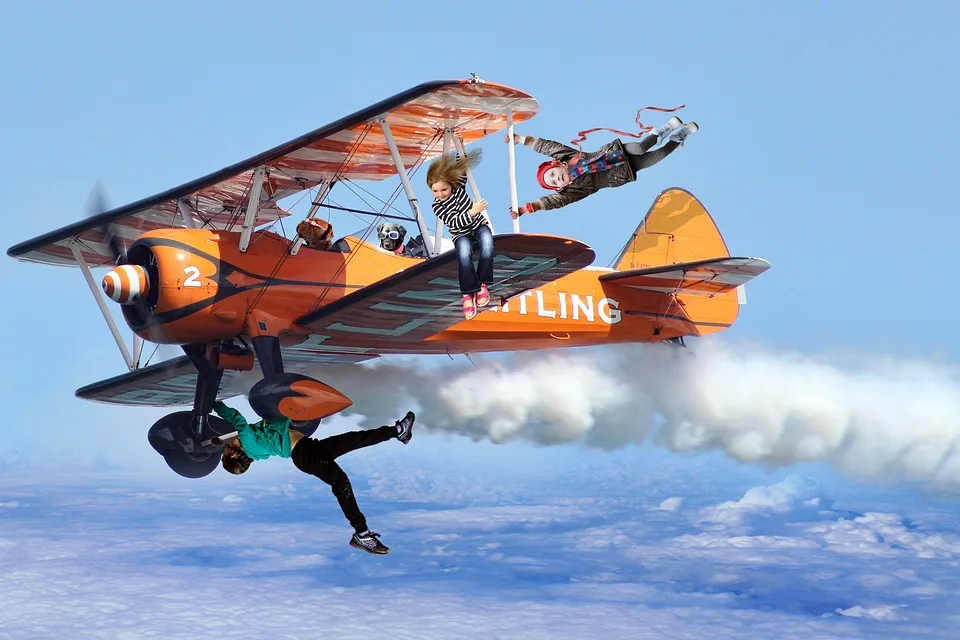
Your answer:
[8,79,538,268]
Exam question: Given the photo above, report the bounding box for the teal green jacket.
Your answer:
[212,401,293,460]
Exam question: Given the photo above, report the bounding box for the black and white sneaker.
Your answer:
[350,530,390,555]
[396,411,415,445]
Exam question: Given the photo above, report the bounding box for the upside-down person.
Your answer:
[506,117,698,218]
[426,149,494,320]
[296,217,335,250]
[211,399,416,556]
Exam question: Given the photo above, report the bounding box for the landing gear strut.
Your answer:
[147,335,352,478]
[246,335,353,422]
[145,342,231,479]
[183,343,225,437]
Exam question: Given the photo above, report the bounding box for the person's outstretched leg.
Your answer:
[289,412,415,555]
[626,140,681,172]
[318,411,415,458]
[623,134,659,155]
[291,437,389,555]
[627,122,698,172]
[318,425,395,459]
[623,116,683,156]
[291,439,368,529]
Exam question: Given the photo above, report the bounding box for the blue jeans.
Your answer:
[453,224,494,295]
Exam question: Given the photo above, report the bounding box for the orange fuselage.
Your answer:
[119,228,735,353]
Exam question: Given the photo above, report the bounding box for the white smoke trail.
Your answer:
[294,341,960,487]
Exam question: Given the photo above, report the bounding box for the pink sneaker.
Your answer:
[476,283,490,307]
[462,294,477,319]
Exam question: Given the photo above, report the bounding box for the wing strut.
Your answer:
[239,165,267,252]
[435,127,454,252]
[176,200,197,229]
[378,118,436,257]
[506,109,521,233]
[132,334,144,369]
[70,243,135,371]
[290,178,336,256]
[452,133,494,233]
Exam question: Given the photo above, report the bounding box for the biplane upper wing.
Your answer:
[599,257,771,296]
[7,80,538,268]
[76,348,380,407]
[295,234,596,353]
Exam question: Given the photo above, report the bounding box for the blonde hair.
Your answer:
[426,149,482,188]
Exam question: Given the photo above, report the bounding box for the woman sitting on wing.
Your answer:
[426,149,494,320]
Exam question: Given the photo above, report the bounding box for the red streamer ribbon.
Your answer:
[566,104,686,164]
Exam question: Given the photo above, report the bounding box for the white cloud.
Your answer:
[809,513,960,558]
[835,604,906,621]
[657,497,684,511]
[698,475,832,526]
[298,341,960,489]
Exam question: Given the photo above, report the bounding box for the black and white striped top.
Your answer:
[432,174,487,240]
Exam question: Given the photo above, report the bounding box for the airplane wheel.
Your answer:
[147,411,233,479]
[248,372,352,422]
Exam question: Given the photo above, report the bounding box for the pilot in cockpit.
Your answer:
[377,222,426,258]
[296,217,334,250]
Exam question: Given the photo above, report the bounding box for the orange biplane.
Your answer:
[6,77,770,478]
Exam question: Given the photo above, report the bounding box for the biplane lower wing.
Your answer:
[599,257,771,296]
[76,349,379,407]
[296,234,596,352]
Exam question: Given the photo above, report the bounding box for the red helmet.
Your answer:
[537,160,563,191]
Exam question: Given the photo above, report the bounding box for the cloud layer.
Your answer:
[1,466,957,639]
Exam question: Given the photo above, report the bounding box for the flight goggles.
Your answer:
[378,228,401,240]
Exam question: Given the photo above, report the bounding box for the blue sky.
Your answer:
[2,1,960,637]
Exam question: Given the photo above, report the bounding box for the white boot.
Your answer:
[652,116,684,144]
[669,122,699,145]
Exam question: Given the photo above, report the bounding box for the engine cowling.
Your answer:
[116,229,246,344]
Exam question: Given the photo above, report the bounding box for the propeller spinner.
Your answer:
[102,264,151,304]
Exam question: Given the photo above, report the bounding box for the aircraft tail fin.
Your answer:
[608,189,770,337]
[613,188,731,271]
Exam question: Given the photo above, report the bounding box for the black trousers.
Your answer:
[290,425,395,533]
[623,134,680,172]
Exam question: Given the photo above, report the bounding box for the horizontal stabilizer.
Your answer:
[599,257,771,297]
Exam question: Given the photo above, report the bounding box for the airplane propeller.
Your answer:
[85,181,164,345]
[85,181,127,265]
